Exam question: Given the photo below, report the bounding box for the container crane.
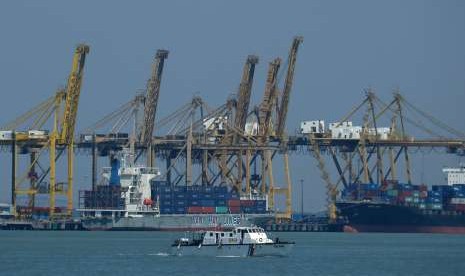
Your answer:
[234,55,259,138]
[276,36,303,139]
[51,44,90,217]
[258,58,281,140]
[140,49,169,167]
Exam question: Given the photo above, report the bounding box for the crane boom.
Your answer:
[276,36,303,138]
[59,44,90,145]
[234,55,258,135]
[258,58,281,139]
[140,49,169,146]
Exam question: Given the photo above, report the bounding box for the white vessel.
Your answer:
[79,149,273,231]
[171,226,294,257]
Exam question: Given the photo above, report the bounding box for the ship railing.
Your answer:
[101,166,160,175]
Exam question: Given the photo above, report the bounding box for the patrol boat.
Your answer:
[171,226,294,257]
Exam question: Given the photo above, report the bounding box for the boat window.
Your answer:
[221,233,224,237]
[209,232,213,237]
[229,233,233,237]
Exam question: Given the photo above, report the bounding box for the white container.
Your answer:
[0,130,13,140]
[329,121,352,131]
[331,126,361,139]
[245,122,259,136]
[450,198,465,204]
[368,127,391,140]
[300,120,325,134]
[28,130,48,139]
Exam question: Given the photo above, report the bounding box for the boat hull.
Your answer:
[172,243,294,257]
[81,213,274,231]
[338,201,465,234]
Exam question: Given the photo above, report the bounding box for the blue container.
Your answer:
[429,191,441,198]
[160,199,173,206]
[173,186,187,192]
[152,180,168,186]
[174,193,186,199]
[174,207,187,214]
[230,193,239,199]
[202,194,213,199]
[452,184,465,191]
[189,193,201,199]
[398,183,413,190]
[200,199,215,206]
[203,187,213,193]
[427,197,442,203]
[214,186,228,193]
[215,200,227,206]
[216,193,229,199]
[256,200,266,207]
[189,200,200,206]
[173,200,187,206]
[160,207,173,214]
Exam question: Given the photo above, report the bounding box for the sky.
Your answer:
[0,0,464,212]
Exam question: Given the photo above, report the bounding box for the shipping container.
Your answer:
[189,200,200,206]
[215,200,227,206]
[187,206,203,213]
[228,199,241,207]
[202,207,215,214]
[215,206,229,214]
[229,206,241,213]
[240,200,256,207]
[450,198,465,204]
[173,200,187,206]
[200,200,215,206]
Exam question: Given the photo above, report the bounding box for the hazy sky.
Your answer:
[0,0,464,212]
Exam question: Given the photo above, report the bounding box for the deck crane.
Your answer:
[276,36,303,139]
[140,49,169,167]
[49,44,89,217]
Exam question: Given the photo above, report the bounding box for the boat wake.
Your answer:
[149,252,171,257]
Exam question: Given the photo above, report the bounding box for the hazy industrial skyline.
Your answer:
[0,0,464,211]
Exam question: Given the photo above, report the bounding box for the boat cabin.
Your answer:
[199,226,273,245]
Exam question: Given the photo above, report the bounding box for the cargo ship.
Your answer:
[337,165,465,234]
[78,149,273,231]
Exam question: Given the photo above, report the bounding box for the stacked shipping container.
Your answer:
[342,181,465,212]
[151,181,267,215]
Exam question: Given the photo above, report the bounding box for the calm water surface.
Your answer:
[1,231,464,276]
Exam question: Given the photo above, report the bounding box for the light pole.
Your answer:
[300,178,304,219]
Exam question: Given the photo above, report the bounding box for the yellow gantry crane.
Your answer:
[275,36,303,220]
[5,44,89,219]
[50,44,90,217]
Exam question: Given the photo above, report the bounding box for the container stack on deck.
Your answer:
[342,181,465,212]
[150,181,267,215]
[80,186,124,209]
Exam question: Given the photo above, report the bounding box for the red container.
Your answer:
[240,200,256,207]
[228,199,241,207]
[188,206,203,213]
[229,206,240,213]
[202,207,215,214]
[450,204,465,212]
[401,191,412,197]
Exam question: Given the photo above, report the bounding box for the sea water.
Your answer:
[1,231,464,276]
